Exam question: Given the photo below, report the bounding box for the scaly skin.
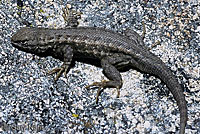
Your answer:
[11,27,187,133]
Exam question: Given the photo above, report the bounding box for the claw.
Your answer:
[47,63,69,81]
[116,87,120,98]
[86,80,120,103]
[96,87,102,103]
[85,80,107,89]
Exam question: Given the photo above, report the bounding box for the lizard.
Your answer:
[11,27,187,134]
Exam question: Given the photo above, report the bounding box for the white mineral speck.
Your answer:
[132,118,138,127]
[169,25,174,30]
[152,126,159,133]
[174,30,180,36]
[0,111,3,117]
[196,26,200,32]
[144,121,151,128]
[130,7,134,13]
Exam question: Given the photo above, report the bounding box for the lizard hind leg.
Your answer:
[86,55,125,103]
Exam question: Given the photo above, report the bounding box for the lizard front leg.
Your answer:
[48,45,73,81]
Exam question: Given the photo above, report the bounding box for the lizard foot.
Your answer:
[48,63,69,81]
[86,80,120,103]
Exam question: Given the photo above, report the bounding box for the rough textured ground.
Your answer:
[0,0,199,133]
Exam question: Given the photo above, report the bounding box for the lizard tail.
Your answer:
[154,66,187,134]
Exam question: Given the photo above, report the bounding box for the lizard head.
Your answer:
[11,27,53,57]
[11,27,39,53]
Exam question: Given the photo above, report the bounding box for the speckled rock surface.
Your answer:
[0,0,199,133]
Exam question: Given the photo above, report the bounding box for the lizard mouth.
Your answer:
[11,40,34,52]
[11,41,27,48]
[11,40,40,54]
